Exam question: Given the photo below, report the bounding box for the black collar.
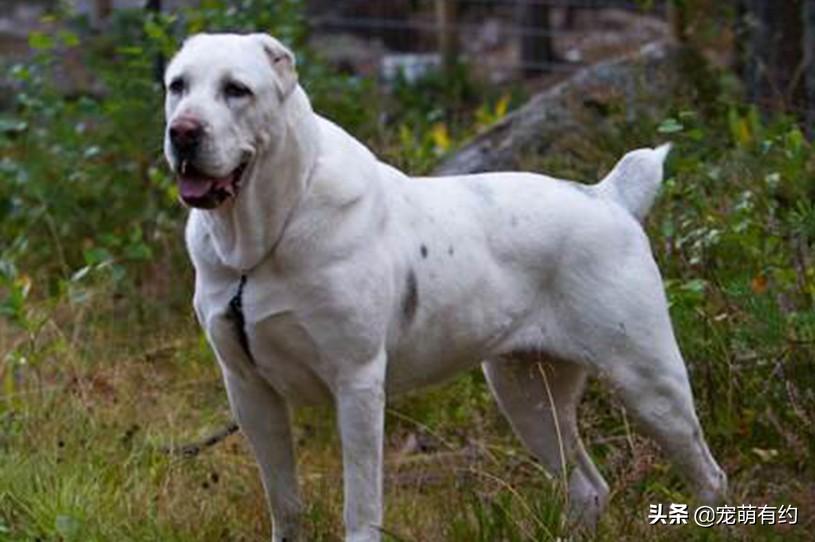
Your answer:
[227,274,254,363]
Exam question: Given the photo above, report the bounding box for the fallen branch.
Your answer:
[161,422,240,458]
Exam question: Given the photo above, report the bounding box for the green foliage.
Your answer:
[659,108,815,461]
[379,64,522,173]
[184,0,307,43]
[0,1,377,320]
[3,12,175,292]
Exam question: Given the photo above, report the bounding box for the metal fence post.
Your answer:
[518,0,554,76]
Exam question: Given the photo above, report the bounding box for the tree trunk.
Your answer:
[804,0,815,136]
[92,0,112,29]
[743,0,805,113]
[435,0,459,74]
[146,0,164,83]
[667,1,688,43]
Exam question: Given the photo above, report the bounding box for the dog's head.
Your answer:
[163,33,298,209]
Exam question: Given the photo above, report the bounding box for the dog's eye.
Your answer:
[224,82,253,100]
[168,78,185,95]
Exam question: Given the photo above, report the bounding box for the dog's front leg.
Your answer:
[223,371,301,542]
[336,355,386,542]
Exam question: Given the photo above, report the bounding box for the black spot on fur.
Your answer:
[420,244,428,258]
[448,245,454,256]
[402,269,419,324]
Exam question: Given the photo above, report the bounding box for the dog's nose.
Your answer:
[169,117,203,153]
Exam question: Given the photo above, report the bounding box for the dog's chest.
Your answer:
[243,312,334,404]
[198,271,333,404]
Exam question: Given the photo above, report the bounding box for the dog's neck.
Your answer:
[195,87,319,272]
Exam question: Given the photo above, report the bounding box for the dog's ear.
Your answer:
[252,33,298,100]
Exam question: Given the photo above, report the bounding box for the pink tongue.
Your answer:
[178,170,237,199]
[179,176,215,199]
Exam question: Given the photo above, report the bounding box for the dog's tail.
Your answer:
[594,143,672,223]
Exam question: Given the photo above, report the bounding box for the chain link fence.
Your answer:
[307,0,670,82]
[4,1,812,122]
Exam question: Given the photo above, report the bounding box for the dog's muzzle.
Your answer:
[168,117,249,210]
[175,160,248,210]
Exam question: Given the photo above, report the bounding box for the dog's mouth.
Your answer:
[176,160,248,210]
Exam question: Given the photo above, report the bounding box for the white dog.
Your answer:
[164,33,726,542]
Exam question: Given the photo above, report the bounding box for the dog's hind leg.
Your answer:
[482,357,609,528]
[599,341,727,505]
[555,255,727,506]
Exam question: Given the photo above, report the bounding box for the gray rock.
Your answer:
[433,41,681,175]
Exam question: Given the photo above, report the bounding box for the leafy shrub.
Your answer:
[0,1,382,319]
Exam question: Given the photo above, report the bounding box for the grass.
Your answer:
[0,257,812,541]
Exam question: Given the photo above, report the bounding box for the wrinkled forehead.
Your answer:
[165,34,270,86]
